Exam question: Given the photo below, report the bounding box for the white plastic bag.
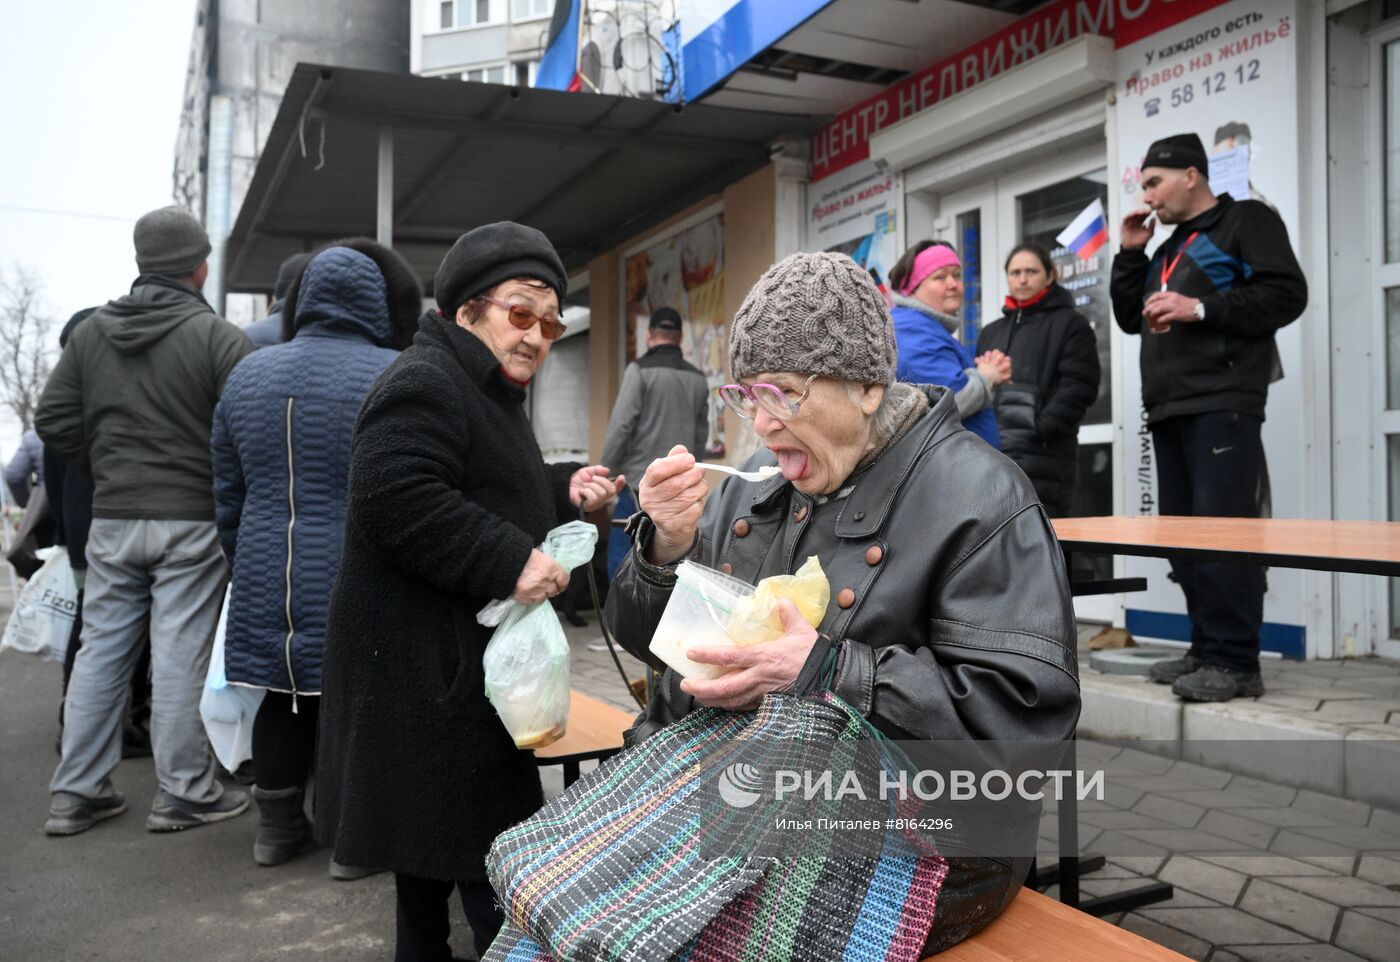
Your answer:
[0,546,77,663]
[478,520,598,749]
[199,586,264,770]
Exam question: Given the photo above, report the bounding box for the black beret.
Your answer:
[434,221,566,315]
[649,306,683,331]
[1143,133,1209,174]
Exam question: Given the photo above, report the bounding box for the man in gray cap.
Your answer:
[600,306,709,580]
[36,205,253,836]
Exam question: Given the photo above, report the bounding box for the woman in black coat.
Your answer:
[315,222,623,961]
[976,243,1101,516]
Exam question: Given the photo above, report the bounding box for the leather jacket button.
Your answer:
[853,511,865,522]
[720,563,733,575]
[733,519,750,537]
[865,545,883,566]
[794,506,809,523]
[837,588,855,609]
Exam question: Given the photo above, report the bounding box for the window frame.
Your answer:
[510,0,553,23]
[429,0,502,33]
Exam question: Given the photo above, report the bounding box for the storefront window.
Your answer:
[1016,173,1113,426]
[956,208,982,345]
[1386,42,1400,262]
[1389,287,1400,409]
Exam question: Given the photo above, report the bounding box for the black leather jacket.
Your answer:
[605,385,1080,744]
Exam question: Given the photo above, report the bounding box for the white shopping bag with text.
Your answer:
[0,547,77,663]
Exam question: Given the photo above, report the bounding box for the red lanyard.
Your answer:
[1159,232,1199,291]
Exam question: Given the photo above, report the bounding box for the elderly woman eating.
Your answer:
[604,251,1080,953]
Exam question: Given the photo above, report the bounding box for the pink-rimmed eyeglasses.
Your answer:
[717,373,820,421]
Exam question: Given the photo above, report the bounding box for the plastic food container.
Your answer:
[648,561,755,680]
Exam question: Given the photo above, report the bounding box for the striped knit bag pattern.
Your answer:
[484,691,948,962]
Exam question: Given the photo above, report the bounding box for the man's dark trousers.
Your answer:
[1152,411,1266,674]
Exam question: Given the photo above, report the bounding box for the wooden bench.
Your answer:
[932,887,1189,961]
[533,689,634,786]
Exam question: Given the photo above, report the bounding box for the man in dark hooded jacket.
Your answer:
[36,205,253,836]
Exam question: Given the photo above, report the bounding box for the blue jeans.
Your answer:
[607,487,639,581]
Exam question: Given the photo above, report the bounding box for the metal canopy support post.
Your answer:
[377,125,394,246]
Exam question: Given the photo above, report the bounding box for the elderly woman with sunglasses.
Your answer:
[604,252,1080,954]
[316,222,622,962]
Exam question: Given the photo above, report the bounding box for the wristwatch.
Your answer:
[1192,299,1207,322]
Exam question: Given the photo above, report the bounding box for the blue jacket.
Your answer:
[891,302,1000,447]
[212,248,399,695]
[243,307,286,349]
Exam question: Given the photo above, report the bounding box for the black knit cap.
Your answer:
[434,221,566,315]
[273,252,314,301]
[649,306,682,331]
[1143,133,1209,174]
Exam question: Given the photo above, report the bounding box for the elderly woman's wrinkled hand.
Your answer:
[570,464,625,513]
[512,548,570,605]
[639,444,707,563]
[680,599,820,711]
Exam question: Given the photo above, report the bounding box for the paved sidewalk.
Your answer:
[1080,632,1400,809]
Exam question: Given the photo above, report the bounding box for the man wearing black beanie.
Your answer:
[1109,133,1308,704]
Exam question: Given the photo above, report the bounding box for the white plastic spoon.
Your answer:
[696,462,782,483]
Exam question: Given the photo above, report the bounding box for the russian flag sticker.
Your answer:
[1056,199,1109,260]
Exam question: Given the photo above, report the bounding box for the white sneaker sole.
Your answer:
[145,794,251,832]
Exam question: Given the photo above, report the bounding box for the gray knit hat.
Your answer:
[133,206,211,276]
[730,251,896,385]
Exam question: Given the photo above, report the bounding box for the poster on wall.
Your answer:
[623,213,728,458]
[1115,0,1305,654]
[805,160,900,300]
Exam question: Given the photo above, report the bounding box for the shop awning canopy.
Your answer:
[225,63,820,295]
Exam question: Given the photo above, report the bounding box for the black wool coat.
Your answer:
[315,312,580,882]
[976,284,1100,516]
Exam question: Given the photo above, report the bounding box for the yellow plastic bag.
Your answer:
[725,556,830,645]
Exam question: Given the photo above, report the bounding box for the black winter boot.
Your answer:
[252,786,317,866]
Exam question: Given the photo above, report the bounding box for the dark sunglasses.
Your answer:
[475,295,567,341]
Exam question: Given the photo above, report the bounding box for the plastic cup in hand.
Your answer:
[1144,296,1171,335]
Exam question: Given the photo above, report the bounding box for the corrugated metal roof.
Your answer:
[225,63,820,293]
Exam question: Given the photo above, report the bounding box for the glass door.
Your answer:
[931,182,999,349]
[993,145,1117,622]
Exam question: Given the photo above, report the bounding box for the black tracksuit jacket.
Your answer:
[1109,194,1307,424]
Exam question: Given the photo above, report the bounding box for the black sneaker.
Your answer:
[45,791,127,836]
[146,789,250,832]
[1172,665,1265,702]
[1148,653,1203,685]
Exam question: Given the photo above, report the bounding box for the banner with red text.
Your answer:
[810,0,1232,182]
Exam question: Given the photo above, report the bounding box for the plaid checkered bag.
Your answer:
[484,691,949,962]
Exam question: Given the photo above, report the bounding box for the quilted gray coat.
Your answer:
[211,247,399,695]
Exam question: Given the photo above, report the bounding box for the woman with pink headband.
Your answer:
[889,241,1008,446]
